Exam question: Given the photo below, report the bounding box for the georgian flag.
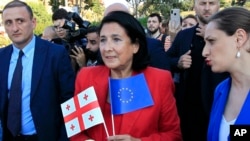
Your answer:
[61,86,104,137]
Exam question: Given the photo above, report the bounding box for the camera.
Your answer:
[60,12,91,55]
[62,12,91,43]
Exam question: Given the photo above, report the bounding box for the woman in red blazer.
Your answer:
[71,11,182,141]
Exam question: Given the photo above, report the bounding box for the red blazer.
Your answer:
[71,66,182,141]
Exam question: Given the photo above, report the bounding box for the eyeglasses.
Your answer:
[53,26,64,31]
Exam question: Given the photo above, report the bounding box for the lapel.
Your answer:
[210,79,230,141]
[93,66,109,109]
[235,91,250,124]
[30,37,48,100]
[179,24,197,53]
[186,25,197,50]
[0,46,13,105]
[91,66,109,138]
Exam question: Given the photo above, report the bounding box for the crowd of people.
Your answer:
[0,0,250,141]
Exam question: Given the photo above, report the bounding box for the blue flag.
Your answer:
[109,73,154,115]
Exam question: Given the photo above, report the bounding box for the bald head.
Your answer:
[104,3,129,16]
[41,26,58,41]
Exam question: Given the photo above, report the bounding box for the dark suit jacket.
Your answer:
[165,25,197,115]
[166,25,228,116]
[0,37,75,141]
[146,37,170,70]
[166,26,196,72]
[71,66,182,141]
[166,25,228,140]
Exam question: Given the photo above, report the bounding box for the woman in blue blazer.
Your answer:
[202,7,250,141]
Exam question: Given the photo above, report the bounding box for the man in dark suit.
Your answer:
[0,1,75,141]
[166,0,228,140]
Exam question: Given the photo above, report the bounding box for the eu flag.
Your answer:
[109,73,154,115]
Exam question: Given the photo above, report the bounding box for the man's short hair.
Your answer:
[3,0,33,19]
[148,13,162,23]
[52,8,70,21]
[87,26,99,34]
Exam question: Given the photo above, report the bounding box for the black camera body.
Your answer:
[61,12,91,54]
[62,12,90,42]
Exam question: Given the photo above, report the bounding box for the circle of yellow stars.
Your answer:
[118,87,134,103]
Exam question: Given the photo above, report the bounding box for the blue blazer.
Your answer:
[0,37,75,141]
[207,78,250,141]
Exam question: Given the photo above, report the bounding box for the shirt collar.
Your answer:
[12,35,36,57]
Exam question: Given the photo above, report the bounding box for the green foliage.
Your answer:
[49,0,62,12]
[80,0,104,23]
[138,17,148,28]
[244,1,250,9]
[91,0,104,15]
[231,0,247,6]
[128,0,180,20]
[0,35,11,47]
[180,0,194,11]
[220,0,232,7]
[28,1,52,36]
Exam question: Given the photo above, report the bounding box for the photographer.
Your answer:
[52,8,90,72]
[70,26,100,67]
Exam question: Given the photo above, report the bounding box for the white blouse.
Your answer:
[219,116,236,141]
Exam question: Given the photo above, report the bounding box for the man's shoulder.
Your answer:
[0,45,12,55]
[178,25,196,36]
[146,37,162,48]
[35,36,66,51]
[172,25,197,45]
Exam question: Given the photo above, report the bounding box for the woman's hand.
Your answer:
[107,134,141,141]
[168,20,181,42]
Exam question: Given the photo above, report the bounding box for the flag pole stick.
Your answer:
[108,80,116,136]
[103,121,109,137]
[111,114,115,136]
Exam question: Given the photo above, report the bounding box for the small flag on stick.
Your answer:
[109,73,154,115]
[61,86,105,137]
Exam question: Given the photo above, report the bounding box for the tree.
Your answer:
[126,0,180,19]
[180,0,194,11]
[78,0,104,23]
[232,0,247,6]
[28,1,52,35]
[49,0,61,12]
[126,0,143,18]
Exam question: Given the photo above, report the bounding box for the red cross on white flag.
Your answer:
[61,86,104,137]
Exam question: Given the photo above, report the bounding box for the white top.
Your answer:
[219,116,236,141]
